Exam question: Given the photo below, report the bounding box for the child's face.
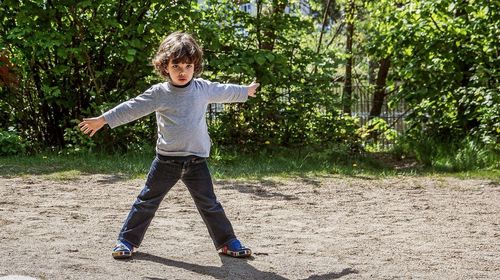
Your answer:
[166,61,194,86]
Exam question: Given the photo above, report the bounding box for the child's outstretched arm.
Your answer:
[78,85,159,137]
[205,79,260,104]
[78,116,107,137]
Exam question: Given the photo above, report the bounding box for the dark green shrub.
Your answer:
[0,128,25,155]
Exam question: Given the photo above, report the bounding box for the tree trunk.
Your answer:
[342,0,355,115]
[259,0,287,51]
[367,59,378,85]
[255,0,286,82]
[369,57,390,118]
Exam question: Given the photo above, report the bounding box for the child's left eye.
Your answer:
[187,65,193,68]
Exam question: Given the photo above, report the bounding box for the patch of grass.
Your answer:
[0,147,497,181]
[430,169,500,183]
[398,135,499,172]
[42,170,82,181]
[0,151,154,179]
[209,147,401,179]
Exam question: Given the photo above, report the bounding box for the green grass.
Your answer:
[444,169,500,182]
[0,151,154,179]
[209,148,404,179]
[399,135,499,173]
[43,170,83,181]
[0,148,498,182]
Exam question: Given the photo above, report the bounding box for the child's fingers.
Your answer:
[80,123,94,135]
[77,119,100,137]
[79,123,89,131]
[79,119,94,127]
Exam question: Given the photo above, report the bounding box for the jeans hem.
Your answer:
[119,238,140,248]
[216,237,238,250]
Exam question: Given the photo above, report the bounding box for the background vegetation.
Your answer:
[0,0,498,172]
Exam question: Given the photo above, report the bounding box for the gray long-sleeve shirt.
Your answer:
[103,78,248,157]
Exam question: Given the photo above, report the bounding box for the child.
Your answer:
[78,31,259,259]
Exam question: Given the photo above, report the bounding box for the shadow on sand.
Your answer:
[134,252,358,280]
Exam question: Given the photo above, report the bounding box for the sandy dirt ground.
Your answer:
[0,174,498,280]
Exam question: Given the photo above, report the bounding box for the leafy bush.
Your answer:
[1,1,194,151]
[357,118,398,152]
[63,121,96,154]
[0,128,25,155]
[210,108,362,152]
[460,87,500,151]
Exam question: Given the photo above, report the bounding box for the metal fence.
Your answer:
[331,85,409,132]
[332,84,410,148]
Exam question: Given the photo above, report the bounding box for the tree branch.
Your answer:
[316,0,333,55]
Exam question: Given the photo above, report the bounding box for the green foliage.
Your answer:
[0,0,197,151]
[0,128,25,155]
[459,87,500,150]
[450,139,497,171]
[197,1,354,148]
[364,0,499,151]
[62,120,96,154]
[358,118,398,152]
[1,0,359,152]
[1,0,497,164]
[398,132,498,171]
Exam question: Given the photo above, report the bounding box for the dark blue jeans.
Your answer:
[118,154,236,249]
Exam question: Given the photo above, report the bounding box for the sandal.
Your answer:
[112,241,134,259]
[219,239,252,258]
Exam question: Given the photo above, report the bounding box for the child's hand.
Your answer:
[78,116,107,137]
[247,80,260,97]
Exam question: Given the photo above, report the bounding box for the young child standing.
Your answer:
[78,31,259,259]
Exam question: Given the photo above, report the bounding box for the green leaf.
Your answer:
[265,53,275,62]
[137,23,145,34]
[127,48,137,56]
[255,54,266,65]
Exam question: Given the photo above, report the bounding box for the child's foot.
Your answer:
[219,239,252,258]
[112,240,134,259]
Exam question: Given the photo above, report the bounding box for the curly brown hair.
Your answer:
[152,32,203,80]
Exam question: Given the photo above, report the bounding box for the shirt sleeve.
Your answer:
[102,85,159,129]
[202,79,249,104]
